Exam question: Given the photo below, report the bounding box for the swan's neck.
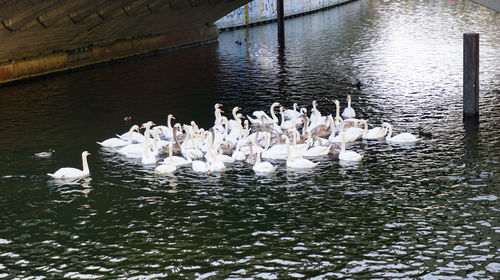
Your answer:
[168,144,173,163]
[144,125,152,145]
[153,129,160,150]
[167,115,173,129]
[127,127,135,144]
[302,117,309,136]
[256,150,262,164]
[173,126,181,147]
[362,120,368,136]
[82,153,89,174]
[280,109,285,125]
[293,103,298,113]
[285,137,291,162]
[270,104,279,122]
[328,116,336,137]
[232,108,239,120]
[264,133,270,151]
[347,99,352,109]
[340,132,346,153]
[335,101,340,118]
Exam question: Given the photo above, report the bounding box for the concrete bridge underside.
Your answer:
[0,0,250,84]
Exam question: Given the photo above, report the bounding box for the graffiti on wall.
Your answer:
[215,0,346,29]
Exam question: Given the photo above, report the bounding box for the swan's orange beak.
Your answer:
[88,153,92,156]
[172,116,176,120]
[241,115,245,119]
[238,107,242,110]
[220,110,224,113]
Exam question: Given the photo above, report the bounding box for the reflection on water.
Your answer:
[0,0,499,278]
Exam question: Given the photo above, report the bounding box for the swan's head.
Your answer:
[82,151,91,157]
[214,103,222,109]
[168,114,175,120]
[312,100,318,107]
[294,103,299,110]
[237,113,244,119]
[346,95,351,102]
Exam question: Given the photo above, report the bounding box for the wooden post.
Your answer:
[277,0,285,46]
[463,33,479,118]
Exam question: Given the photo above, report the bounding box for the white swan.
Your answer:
[283,103,302,120]
[164,144,192,166]
[141,143,156,165]
[155,143,177,174]
[302,133,331,157]
[342,95,356,119]
[47,151,91,179]
[282,135,318,169]
[116,124,145,143]
[338,131,363,162]
[98,125,139,148]
[252,150,276,173]
[383,123,420,144]
[362,121,387,140]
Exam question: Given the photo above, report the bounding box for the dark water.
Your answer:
[1,0,499,278]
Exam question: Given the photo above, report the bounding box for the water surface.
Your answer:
[0,0,499,278]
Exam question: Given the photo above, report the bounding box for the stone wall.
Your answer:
[215,0,354,29]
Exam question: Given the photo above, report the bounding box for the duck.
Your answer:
[252,150,276,173]
[35,148,55,158]
[416,126,433,138]
[47,151,91,179]
[342,95,356,119]
[383,123,420,144]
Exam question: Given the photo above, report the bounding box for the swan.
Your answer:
[383,123,421,144]
[155,143,177,174]
[279,107,297,130]
[342,95,356,119]
[164,144,193,166]
[283,103,303,120]
[47,151,91,179]
[329,117,362,143]
[116,124,145,142]
[282,135,318,169]
[252,150,276,173]
[309,100,322,123]
[117,122,154,158]
[192,160,210,173]
[338,131,363,162]
[141,143,156,165]
[247,102,281,125]
[362,121,387,140]
[98,125,139,148]
[302,132,331,157]
[154,114,175,140]
[231,143,246,161]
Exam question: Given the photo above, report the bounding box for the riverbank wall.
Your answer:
[216,0,356,30]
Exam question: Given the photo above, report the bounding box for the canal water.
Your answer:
[1,0,499,278]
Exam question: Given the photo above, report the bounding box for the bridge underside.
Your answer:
[0,0,249,84]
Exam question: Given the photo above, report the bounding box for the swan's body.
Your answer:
[362,121,387,140]
[342,95,356,119]
[116,125,145,143]
[384,123,420,144]
[98,125,139,148]
[156,143,177,174]
[252,150,276,173]
[338,131,363,162]
[192,160,210,173]
[283,135,318,169]
[141,143,156,165]
[47,151,91,179]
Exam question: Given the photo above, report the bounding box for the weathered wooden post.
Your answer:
[277,0,285,45]
[463,33,479,118]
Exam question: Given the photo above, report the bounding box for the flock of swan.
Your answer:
[47,96,421,179]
